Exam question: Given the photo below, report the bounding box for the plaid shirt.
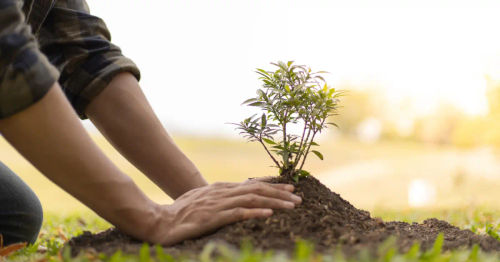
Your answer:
[0,0,140,119]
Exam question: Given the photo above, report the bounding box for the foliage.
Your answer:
[232,61,342,180]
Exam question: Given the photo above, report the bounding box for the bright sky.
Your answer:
[86,0,500,136]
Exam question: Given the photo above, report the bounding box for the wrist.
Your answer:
[101,180,159,241]
[144,204,176,244]
[114,201,160,242]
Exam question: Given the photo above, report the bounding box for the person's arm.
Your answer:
[36,0,204,198]
[0,84,158,238]
[85,72,207,199]
[0,0,301,245]
[0,84,302,244]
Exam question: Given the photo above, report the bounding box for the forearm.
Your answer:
[85,73,207,199]
[0,85,157,239]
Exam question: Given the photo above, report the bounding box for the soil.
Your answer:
[67,175,500,257]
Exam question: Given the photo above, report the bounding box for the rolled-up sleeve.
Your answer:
[38,0,140,119]
[0,0,59,119]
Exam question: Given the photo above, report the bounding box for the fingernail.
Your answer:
[285,185,294,191]
[291,194,302,203]
[263,209,273,216]
[284,201,295,208]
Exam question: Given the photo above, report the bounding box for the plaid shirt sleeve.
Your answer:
[37,0,141,119]
[0,0,59,119]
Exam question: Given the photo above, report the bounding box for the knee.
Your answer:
[18,189,44,245]
[0,182,44,245]
[25,194,44,244]
[0,162,44,245]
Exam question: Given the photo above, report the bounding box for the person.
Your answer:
[0,0,301,246]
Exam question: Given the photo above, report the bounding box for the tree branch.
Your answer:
[258,134,281,169]
[298,118,326,172]
[282,109,288,168]
[292,118,308,170]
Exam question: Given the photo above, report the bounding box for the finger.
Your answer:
[211,182,238,189]
[216,194,296,210]
[245,176,273,183]
[245,179,295,192]
[268,183,295,192]
[223,182,301,204]
[212,208,273,228]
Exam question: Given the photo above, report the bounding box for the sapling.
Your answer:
[232,61,342,181]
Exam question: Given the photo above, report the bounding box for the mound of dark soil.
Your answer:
[68,175,500,257]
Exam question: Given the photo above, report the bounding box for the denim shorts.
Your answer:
[0,161,43,245]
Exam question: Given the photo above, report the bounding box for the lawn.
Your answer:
[1,134,499,261]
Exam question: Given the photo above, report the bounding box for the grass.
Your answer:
[3,208,499,261]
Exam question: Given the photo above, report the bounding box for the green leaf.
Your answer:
[298,169,310,177]
[200,243,216,262]
[404,242,420,259]
[294,240,313,260]
[109,250,123,262]
[311,150,323,160]
[287,61,293,67]
[256,68,269,75]
[139,243,150,262]
[155,245,175,262]
[261,113,267,127]
[241,98,257,105]
[285,84,291,93]
[427,233,444,258]
[310,141,319,146]
[257,89,266,98]
[468,244,479,262]
[327,122,339,128]
[328,88,336,97]
[262,138,275,144]
[248,101,265,107]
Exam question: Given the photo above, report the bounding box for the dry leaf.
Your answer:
[57,227,68,242]
[0,242,27,257]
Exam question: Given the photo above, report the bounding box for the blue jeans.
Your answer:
[0,162,43,245]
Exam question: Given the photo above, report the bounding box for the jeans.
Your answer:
[0,161,43,245]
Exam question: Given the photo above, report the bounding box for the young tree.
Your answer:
[233,61,342,181]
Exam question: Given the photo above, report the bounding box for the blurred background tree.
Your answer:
[452,76,500,148]
[414,103,464,145]
[332,87,384,137]
[330,75,500,149]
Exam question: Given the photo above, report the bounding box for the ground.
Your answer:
[1,135,499,261]
[3,208,498,261]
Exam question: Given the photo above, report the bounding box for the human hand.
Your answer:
[145,181,301,245]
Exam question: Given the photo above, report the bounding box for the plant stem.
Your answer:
[293,119,308,170]
[258,135,281,169]
[298,130,317,172]
[298,118,325,171]
[282,110,288,168]
[295,105,315,169]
